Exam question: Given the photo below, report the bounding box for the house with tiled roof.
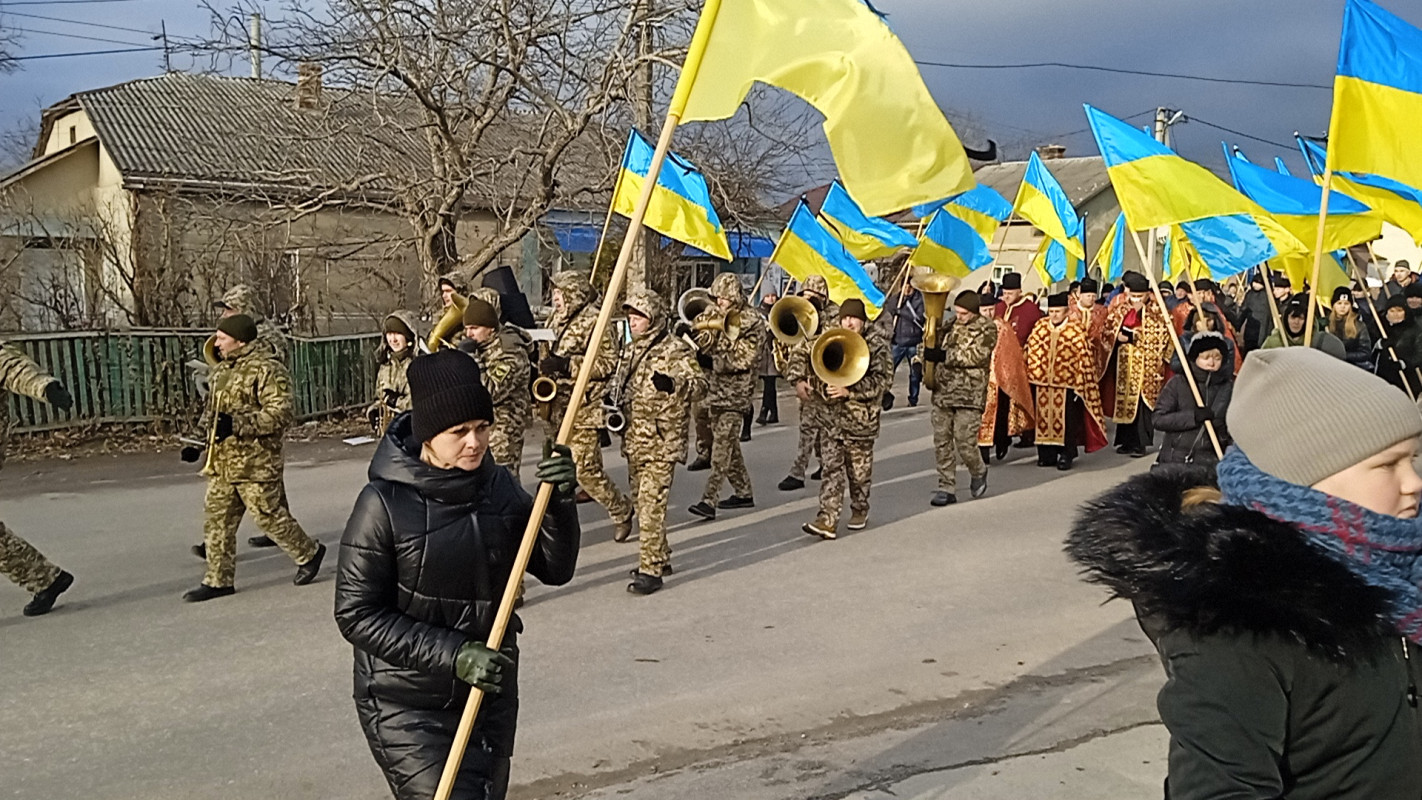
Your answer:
[0,70,617,332]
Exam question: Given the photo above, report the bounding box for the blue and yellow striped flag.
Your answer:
[1299,135,1422,245]
[1093,213,1126,281]
[908,209,993,278]
[1032,233,1084,286]
[676,0,974,215]
[772,202,887,317]
[1013,152,1084,258]
[612,130,731,261]
[818,180,917,260]
[1328,0,1422,192]
[943,185,1013,245]
[1226,149,1381,252]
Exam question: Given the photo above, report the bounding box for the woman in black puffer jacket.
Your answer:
[335,350,580,800]
[1154,332,1233,469]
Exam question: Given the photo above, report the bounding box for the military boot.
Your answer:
[22,570,74,617]
[687,456,711,472]
[613,513,635,543]
[627,572,663,595]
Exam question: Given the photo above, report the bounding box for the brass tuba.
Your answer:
[811,328,870,389]
[768,295,819,346]
[677,288,715,326]
[202,334,220,367]
[911,270,961,387]
[426,291,468,351]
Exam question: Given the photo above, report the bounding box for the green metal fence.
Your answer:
[5,330,380,433]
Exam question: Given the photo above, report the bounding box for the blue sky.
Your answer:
[0,0,1415,177]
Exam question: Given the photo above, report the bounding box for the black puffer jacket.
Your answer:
[334,412,580,750]
[1066,469,1422,800]
[1152,366,1232,467]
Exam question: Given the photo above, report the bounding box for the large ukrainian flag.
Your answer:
[1032,235,1084,285]
[612,130,732,261]
[909,209,993,278]
[943,185,1013,245]
[674,0,974,216]
[1328,0,1422,192]
[818,180,917,261]
[1093,213,1126,281]
[1226,151,1381,253]
[1013,152,1084,259]
[773,201,887,316]
[1299,136,1422,245]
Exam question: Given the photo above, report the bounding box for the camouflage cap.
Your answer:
[622,287,668,329]
[551,270,595,308]
[710,272,745,305]
[215,284,261,318]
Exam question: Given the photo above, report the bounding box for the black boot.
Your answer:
[778,475,805,491]
[182,583,235,602]
[811,467,822,481]
[191,542,206,559]
[741,411,752,442]
[687,456,711,471]
[248,535,276,548]
[23,570,74,617]
[980,446,990,465]
[627,572,663,595]
[294,542,326,586]
[717,495,755,510]
[688,502,716,521]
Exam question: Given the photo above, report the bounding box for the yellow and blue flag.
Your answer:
[818,180,917,261]
[1328,0,1422,192]
[1172,215,1295,280]
[1093,213,1126,281]
[1162,228,1195,284]
[1032,235,1084,286]
[1226,148,1381,252]
[1299,135,1422,244]
[613,129,731,261]
[913,185,1013,245]
[675,0,974,216]
[1013,152,1084,258]
[908,209,993,278]
[772,201,887,316]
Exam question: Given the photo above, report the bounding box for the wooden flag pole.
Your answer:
[431,1,726,796]
[586,169,625,289]
[897,216,930,309]
[1346,258,1417,401]
[1363,240,1422,393]
[1128,229,1223,459]
[1258,264,1287,346]
[1303,169,1335,347]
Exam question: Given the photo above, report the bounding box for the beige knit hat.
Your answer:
[1228,347,1422,486]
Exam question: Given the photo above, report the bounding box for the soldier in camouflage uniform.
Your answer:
[461,296,531,478]
[688,272,767,520]
[215,284,288,363]
[540,271,634,540]
[0,345,75,616]
[801,299,890,540]
[367,311,421,435]
[179,315,325,602]
[778,274,838,491]
[616,289,707,594]
[921,291,998,506]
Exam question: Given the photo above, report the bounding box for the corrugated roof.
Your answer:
[58,72,614,209]
[973,156,1112,209]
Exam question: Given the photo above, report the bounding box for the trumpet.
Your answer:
[811,328,870,390]
[427,290,468,351]
[911,270,960,387]
[769,295,818,346]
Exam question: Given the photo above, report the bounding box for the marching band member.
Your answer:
[367,311,420,435]
[462,297,531,479]
[777,274,836,491]
[922,291,998,507]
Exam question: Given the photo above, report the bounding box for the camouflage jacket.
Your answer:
[0,342,58,470]
[923,313,998,411]
[199,343,295,483]
[821,329,891,440]
[775,302,841,429]
[694,306,768,411]
[372,349,414,414]
[549,302,617,430]
[619,329,707,463]
[468,333,531,433]
[218,284,288,362]
[254,321,289,363]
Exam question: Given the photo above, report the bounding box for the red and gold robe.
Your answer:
[1001,298,1044,347]
[1100,300,1173,423]
[1067,302,1111,379]
[1025,320,1108,451]
[978,318,1035,446]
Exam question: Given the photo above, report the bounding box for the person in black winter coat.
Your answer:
[1154,331,1232,469]
[1068,348,1422,800]
[1376,294,1422,395]
[1326,285,1372,369]
[335,350,581,800]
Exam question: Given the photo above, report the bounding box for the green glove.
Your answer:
[536,440,578,496]
[454,641,515,694]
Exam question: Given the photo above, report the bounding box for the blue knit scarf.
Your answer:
[1217,448,1422,643]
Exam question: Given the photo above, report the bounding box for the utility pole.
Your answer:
[1147,107,1186,277]
[153,20,171,72]
[248,13,262,79]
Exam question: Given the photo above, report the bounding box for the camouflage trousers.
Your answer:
[0,521,61,595]
[490,417,526,480]
[202,478,319,588]
[790,411,822,481]
[932,406,987,494]
[628,459,675,576]
[566,426,632,524]
[818,437,874,530]
[701,409,753,505]
[693,402,713,461]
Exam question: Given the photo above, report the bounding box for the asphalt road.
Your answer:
[0,378,1166,799]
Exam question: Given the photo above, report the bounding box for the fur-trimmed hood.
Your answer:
[1066,467,1398,660]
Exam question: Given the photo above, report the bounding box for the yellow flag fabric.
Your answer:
[1276,252,1352,313]
[675,0,974,216]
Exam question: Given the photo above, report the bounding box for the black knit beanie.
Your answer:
[407,349,494,443]
[216,314,258,343]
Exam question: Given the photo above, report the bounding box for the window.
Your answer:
[68,126,76,145]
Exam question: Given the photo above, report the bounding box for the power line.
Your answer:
[13,25,151,47]
[1,9,154,35]
[1186,116,1296,150]
[0,0,138,5]
[915,59,1331,90]
[10,44,159,60]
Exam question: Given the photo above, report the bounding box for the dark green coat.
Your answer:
[1066,468,1422,800]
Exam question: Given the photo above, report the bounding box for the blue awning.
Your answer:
[547,222,603,254]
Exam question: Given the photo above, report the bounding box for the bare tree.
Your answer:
[0,14,19,74]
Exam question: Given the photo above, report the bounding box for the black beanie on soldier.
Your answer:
[407,349,495,443]
[462,298,500,329]
[216,313,258,343]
